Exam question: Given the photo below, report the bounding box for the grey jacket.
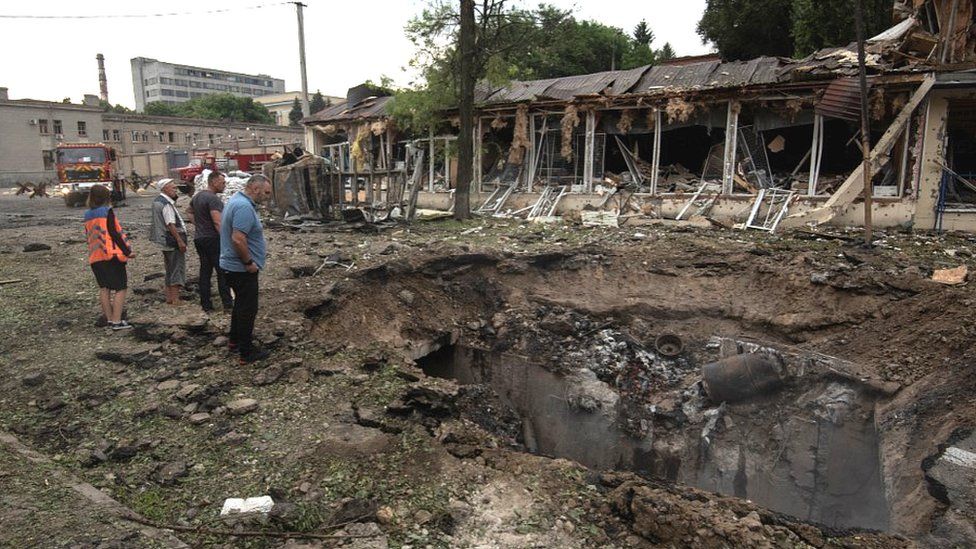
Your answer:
[149,194,185,248]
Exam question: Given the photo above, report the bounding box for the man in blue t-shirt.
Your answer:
[219,174,273,363]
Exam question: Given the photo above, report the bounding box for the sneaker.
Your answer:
[239,348,271,364]
[111,320,133,331]
[95,315,109,328]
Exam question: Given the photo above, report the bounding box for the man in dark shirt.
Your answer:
[188,171,232,312]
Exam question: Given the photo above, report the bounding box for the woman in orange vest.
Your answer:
[84,185,136,330]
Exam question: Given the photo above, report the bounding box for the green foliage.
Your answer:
[143,94,274,124]
[144,101,182,117]
[289,98,303,127]
[698,0,895,60]
[633,19,654,46]
[310,90,329,114]
[98,100,132,114]
[697,0,793,60]
[659,42,677,61]
[394,2,677,133]
[791,0,894,57]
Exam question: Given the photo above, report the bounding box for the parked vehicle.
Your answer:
[55,143,126,207]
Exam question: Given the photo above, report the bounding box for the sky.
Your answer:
[0,1,712,109]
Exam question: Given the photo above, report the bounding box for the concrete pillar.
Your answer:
[722,101,739,195]
[914,94,947,230]
[583,110,595,192]
[650,107,662,195]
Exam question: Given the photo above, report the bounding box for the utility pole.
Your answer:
[854,0,872,245]
[293,2,310,118]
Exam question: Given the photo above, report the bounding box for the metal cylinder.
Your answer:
[701,353,783,403]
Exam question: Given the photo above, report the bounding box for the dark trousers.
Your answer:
[225,270,259,354]
[194,237,232,309]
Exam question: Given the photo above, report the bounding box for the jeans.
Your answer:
[194,237,232,309]
[224,270,259,354]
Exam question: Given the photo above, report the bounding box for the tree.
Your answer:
[143,94,275,124]
[288,98,303,126]
[457,0,476,220]
[178,94,274,124]
[791,0,894,57]
[310,90,329,114]
[658,42,677,61]
[98,100,132,114]
[145,101,182,117]
[697,0,895,60]
[633,19,653,46]
[697,0,793,60]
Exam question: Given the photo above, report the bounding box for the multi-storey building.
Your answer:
[0,88,106,183]
[130,57,285,112]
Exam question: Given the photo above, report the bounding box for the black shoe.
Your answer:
[202,305,215,313]
[95,314,109,328]
[239,348,271,364]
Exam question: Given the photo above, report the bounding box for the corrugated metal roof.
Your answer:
[304,95,392,124]
[485,78,561,103]
[815,77,872,121]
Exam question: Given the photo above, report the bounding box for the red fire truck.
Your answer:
[174,152,274,185]
[55,143,126,207]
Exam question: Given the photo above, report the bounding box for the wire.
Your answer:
[0,2,291,19]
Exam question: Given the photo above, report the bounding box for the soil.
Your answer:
[1,189,974,547]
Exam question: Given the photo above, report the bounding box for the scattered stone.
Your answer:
[189,412,211,425]
[109,445,139,462]
[21,372,45,387]
[175,383,201,401]
[288,367,311,384]
[226,398,259,416]
[218,430,248,445]
[253,365,284,386]
[135,402,160,418]
[213,335,229,347]
[153,461,188,484]
[182,402,199,414]
[23,243,51,252]
[76,448,108,467]
[376,506,394,525]
[312,364,344,376]
[39,398,66,412]
[153,368,179,382]
[159,404,183,419]
[281,357,304,369]
[397,289,415,305]
[413,509,433,525]
[156,379,181,391]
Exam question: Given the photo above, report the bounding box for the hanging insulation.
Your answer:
[490,116,509,129]
[561,104,580,160]
[617,110,635,133]
[665,97,696,124]
[507,103,530,164]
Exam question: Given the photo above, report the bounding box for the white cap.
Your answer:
[154,178,175,191]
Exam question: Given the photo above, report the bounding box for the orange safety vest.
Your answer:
[84,206,129,264]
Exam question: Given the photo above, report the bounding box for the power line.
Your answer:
[0,2,290,19]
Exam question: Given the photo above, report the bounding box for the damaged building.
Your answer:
[300,0,976,232]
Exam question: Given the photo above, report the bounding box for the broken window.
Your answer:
[41,150,54,170]
[38,119,48,134]
[939,98,976,211]
[77,121,87,137]
[53,120,62,135]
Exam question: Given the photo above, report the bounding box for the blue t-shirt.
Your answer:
[219,192,266,272]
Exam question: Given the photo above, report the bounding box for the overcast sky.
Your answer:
[1,0,712,109]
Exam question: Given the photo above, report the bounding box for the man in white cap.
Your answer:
[149,178,187,305]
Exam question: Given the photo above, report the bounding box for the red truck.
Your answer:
[174,152,274,185]
[55,143,126,207]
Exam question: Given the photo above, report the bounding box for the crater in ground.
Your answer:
[304,247,975,544]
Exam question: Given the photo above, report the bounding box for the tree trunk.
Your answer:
[455,0,476,220]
